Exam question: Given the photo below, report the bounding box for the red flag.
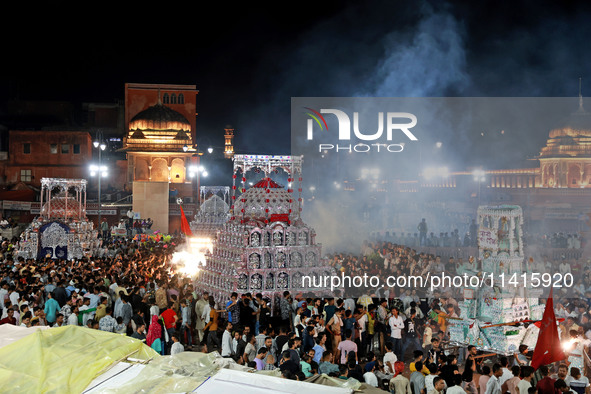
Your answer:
[179,206,193,236]
[530,288,566,369]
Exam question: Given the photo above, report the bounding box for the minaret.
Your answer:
[224,125,235,159]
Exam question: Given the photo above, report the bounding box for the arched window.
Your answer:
[178,93,184,104]
[248,253,261,269]
[250,231,261,247]
[290,252,302,268]
[265,273,275,290]
[238,274,248,290]
[162,93,169,104]
[150,158,168,182]
[170,93,177,104]
[292,272,303,289]
[277,272,289,289]
[250,274,262,290]
[273,231,283,246]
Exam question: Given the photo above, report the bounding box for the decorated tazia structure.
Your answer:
[189,186,230,238]
[17,178,100,260]
[194,154,335,304]
[449,205,544,355]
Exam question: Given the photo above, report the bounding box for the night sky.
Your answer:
[2,0,591,158]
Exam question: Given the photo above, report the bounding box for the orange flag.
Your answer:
[531,288,566,369]
[180,206,193,236]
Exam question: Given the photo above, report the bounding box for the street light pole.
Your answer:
[93,131,107,228]
[98,146,102,224]
[189,164,208,208]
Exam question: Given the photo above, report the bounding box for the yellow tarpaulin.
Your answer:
[0,325,158,394]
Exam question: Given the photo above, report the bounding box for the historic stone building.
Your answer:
[121,83,200,233]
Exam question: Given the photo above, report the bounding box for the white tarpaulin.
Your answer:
[0,324,49,348]
[195,368,352,394]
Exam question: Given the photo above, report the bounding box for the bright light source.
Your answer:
[171,237,213,276]
[423,166,449,180]
[183,145,188,152]
[189,165,197,172]
[472,169,486,182]
[435,141,443,148]
[202,171,208,177]
[562,338,577,352]
[93,141,99,148]
[100,143,106,151]
[199,166,204,172]
[90,164,108,177]
[207,147,213,154]
[309,186,316,192]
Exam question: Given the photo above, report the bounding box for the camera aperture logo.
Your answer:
[304,107,418,153]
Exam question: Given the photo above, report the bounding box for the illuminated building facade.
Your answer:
[122,83,199,233]
[424,99,591,191]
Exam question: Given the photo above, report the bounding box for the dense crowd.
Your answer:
[0,217,19,229]
[382,218,585,251]
[0,234,590,393]
[325,240,591,301]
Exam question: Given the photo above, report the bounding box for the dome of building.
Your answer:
[129,102,191,132]
[548,107,591,138]
[540,105,591,158]
[41,196,83,219]
[233,178,294,221]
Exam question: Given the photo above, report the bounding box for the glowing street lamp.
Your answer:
[89,164,108,224]
[472,168,486,182]
[189,165,207,206]
[92,130,108,225]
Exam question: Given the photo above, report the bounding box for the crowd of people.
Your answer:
[1,232,590,393]
[0,217,19,229]
[523,233,584,250]
[378,218,585,251]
